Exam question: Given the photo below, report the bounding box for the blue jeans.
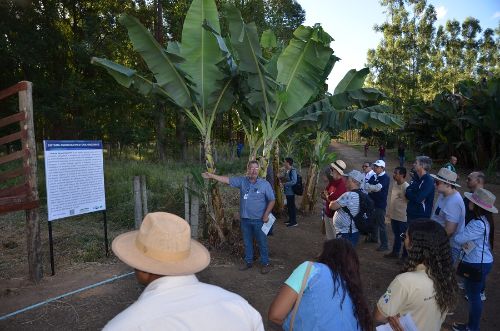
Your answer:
[286,195,297,225]
[463,262,493,331]
[240,218,269,265]
[398,156,405,167]
[390,219,407,254]
[336,232,359,246]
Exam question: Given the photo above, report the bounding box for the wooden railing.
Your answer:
[0,81,42,282]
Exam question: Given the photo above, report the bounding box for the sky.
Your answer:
[297,0,500,91]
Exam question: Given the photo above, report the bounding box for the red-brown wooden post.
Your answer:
[19,81,43,283]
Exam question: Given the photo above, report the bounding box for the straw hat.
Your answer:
[112,212,210,275]
[464,188,498,213]
[430,168,461,187]
[330,160,347,176]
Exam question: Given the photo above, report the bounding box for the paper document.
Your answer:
[376,313,419,331]
[261,213,276,235]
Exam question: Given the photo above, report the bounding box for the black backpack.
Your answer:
[290,169,304,196]
[342,189,375,235]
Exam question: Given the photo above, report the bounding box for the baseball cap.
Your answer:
[373,160,386,168]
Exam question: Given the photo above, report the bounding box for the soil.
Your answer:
[1,142,499,330]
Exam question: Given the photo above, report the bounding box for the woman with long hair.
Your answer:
[374,220,458,330]
[268,239,372,331]
[452,188,496,331]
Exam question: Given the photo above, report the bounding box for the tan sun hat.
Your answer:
[330,160,347,176]
[112,212,210,276]
[464,188,498,213]
[430,167,461,187]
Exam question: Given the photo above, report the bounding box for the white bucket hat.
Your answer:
[464,188,498,213]
[430,168,461,187]
[112,212,210,276]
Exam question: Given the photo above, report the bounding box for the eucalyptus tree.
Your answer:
[92,0,237,245]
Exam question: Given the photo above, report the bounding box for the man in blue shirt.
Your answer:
[202,160,275,274]
[282,157,298,227]
[364,160,391,251]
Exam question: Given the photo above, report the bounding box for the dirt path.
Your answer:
[1,142,499,330]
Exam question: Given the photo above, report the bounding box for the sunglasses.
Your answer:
[400,232,407,240]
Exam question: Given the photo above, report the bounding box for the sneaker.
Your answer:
[238,263,252,271]
[384,252,399,259]
[260,264,271,274]
[286,223,298,228]
[481,291,486,301]
[457,281,465,290]
[452,322,469,331]
[376,246,389,252]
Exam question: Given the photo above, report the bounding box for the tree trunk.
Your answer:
[300,163,318,214]
[272,141,284,215]
[204,137,227,246]
[156,104,167,162]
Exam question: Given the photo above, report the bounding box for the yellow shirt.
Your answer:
[377,264,446,331]
[387,181,409,222]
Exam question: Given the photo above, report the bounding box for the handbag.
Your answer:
[289,261,313,331]
[456,219,486,282]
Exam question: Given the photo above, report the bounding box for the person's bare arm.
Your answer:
[268,285,297,326]
[374,307,404,331]
[329,201,341,211]
[201,172,229,184]
[262,200,275,223]
[444,220,458,237]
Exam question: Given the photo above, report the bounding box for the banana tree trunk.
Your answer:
[204,137,227,246]
[300,163,318,214]
[272,141,284,215]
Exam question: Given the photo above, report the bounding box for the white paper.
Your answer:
[44,140,106,221]
[261,213,276,235]
[376,313,419,331]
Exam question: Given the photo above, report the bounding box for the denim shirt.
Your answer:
[282,262,361,331]
[283,168,297,196]
[454,216,493,264]
[229,177,275,220]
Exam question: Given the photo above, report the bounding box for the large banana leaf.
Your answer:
[334,67,370,94]
[118,14,193,108]
[181,0,223,110]
[226,5,276,115]
[276,25,334,120]
[91,57,170,100]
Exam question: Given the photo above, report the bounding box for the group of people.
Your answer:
[317,154,496,331]
[102,153,496,331]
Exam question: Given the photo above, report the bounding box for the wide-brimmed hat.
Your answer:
[330,160,347,176]
[112,212,210,276]
[343,170,365,184]
[373,160,386,168]
[464,188,498,213]
[430,168,461,187]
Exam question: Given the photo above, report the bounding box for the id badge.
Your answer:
[243,193,249,200]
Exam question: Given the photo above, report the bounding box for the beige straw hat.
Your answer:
[112,212,210,275]
[430,168,461,187]
[464,188,498,213]
[330,160,347,176]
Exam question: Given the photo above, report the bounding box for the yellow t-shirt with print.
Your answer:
[377,264,446,331]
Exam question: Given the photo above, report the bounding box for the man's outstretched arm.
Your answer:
[202,172,230,184]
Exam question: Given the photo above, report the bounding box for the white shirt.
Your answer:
[103,275,264,331]
[431,191,466,249]
[332,191,360,234]
[362,170,375,193]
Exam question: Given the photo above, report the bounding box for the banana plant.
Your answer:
[91,0,235,245]
[224,5,338,176]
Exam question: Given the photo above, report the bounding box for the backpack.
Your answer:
[290,169,304,196]
[342,189,375,235]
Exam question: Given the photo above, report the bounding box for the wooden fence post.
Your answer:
[19,82,42,283]
[140,175,148,216]
[133,176,142,229]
